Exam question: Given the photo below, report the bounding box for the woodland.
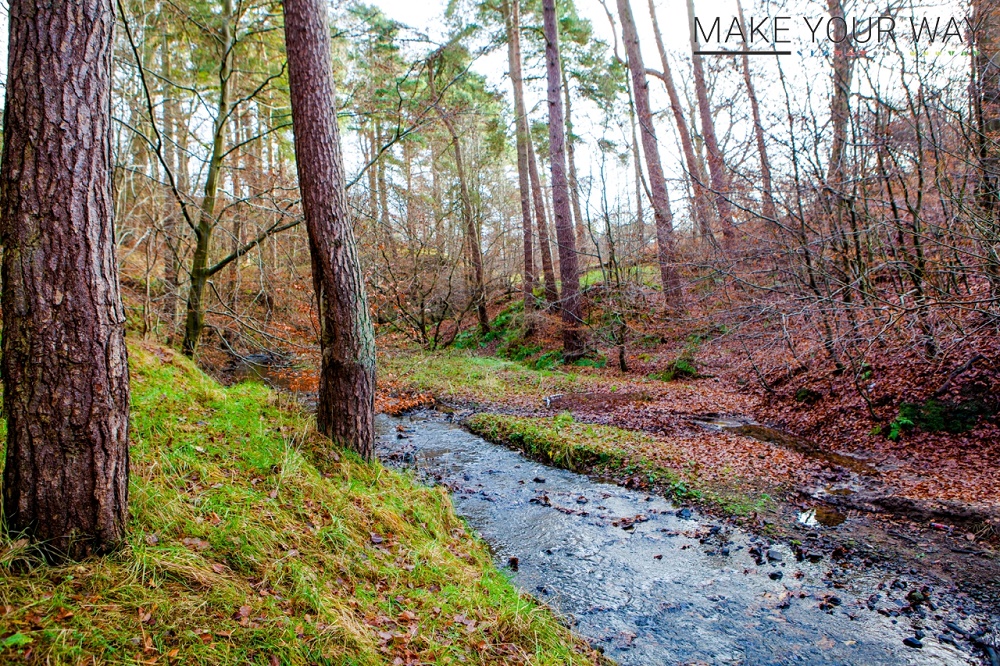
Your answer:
[0,0,999,662]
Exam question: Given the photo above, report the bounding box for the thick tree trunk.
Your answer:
[542,0,585,359]
[502,0,536,315]
[1,0,130,559]
[647,0,713,242]
[283,0,376,458]
[617,0,681,302]
[737,0,776,222]
[685,0,735,242]
[528,137,559,305]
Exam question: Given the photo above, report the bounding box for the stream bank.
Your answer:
[217,353,1000,663]
[378,410,993,665]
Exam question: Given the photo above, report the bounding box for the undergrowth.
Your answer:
[0,342,599,665]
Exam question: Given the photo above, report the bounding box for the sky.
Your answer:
[0,0,974,227]
[352,0,973,225]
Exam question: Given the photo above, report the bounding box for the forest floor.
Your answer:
[0,343,604,665]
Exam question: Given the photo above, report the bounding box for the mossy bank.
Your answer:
[0,343,601,665]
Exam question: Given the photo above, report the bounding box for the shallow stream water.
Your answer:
[376,410,976,666]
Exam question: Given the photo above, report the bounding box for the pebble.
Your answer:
[533,477,546,483]
[903,637,923,649]
[767,549,783,562]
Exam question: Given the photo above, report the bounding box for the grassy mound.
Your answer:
[0,343,599,665]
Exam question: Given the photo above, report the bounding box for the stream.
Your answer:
[226,360,990,664]
[376,410,978,666]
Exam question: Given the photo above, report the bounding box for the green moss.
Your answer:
[897,398,994,434]
[465,414,773,518]
[0,344,598,665]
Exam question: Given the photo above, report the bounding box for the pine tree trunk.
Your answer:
[283,0,376,458]
[542,0,585,359]
[647,0,714,242]
[973,0,1000,294]
[1,0,130,559]
[562,68,587,263]
[685,0,735,242]
[617,0,681,302]
[528,138,559,305]
[737,0,776,222]
[502,0,536,314]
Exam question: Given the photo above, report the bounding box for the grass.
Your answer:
[378,350,606,406]
[465,413,775,518]
[0,343,600,665]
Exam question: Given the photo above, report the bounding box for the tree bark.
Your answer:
[1,0,130,559]
[161,28,182,328]
[429,62,490,334]
[737,0,776,222]
[562,67,588,263]
[825,0,853,197]
[617,0,681,302]
[685,0,735,242]
[647,0,713,242]
[182,0,234,356]
[973,0,1000,293]
[283,0,376,458]
[528,137,559,305]
[542,0,585,359]
[502,0,536,315]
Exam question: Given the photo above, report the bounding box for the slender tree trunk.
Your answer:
[648,0,713,241]
[542,0,584,358]
[562,67,587,263]
[451,131,490,333]
[375,120,396,261]
[283,0,376,458]
[629,98,645,248]
[617,0,681,302]
[685,0,735,242]
[430,64,490,334]
[737,0,776,222]
[1,0,130,559]
[161,30,181,328]
[973,0,1000,294]
[528,137,559,304]
[825,0,852,196]
[502,0,536,315]
[182,0,234,356]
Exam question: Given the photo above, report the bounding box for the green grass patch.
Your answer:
[0,343,599,665]
[465,414,775,518]
[379,350,606,406]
